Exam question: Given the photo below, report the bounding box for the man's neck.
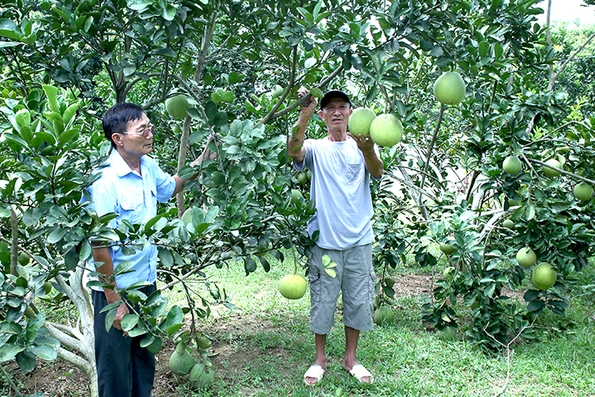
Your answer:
[327,127,348,142]
[116,148,142,173]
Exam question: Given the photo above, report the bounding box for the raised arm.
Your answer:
[288,94,317,163]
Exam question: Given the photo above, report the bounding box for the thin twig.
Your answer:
[483,319,536,397]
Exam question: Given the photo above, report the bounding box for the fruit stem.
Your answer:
[291,245,298,274]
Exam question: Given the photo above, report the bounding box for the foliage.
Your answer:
[2,0,595,394]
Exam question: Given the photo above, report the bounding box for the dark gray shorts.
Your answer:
[308,244,375,335]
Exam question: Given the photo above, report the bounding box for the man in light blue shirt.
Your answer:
[86,102,215,397]
[289,90,383,386]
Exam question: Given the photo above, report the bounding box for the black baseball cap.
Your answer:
[320,90,351,109]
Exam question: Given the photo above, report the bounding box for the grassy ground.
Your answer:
[3,257,594,396]
[164,258,595,397]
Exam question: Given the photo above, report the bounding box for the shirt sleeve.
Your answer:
[152,162,176,203]
[87,176,119,228]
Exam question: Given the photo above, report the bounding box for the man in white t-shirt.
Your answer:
[288,90,383,385]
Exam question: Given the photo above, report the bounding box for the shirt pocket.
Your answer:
[345,162,363,186]
[119,194,144,224]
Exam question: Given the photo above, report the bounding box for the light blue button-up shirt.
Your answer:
[86,150,176,290]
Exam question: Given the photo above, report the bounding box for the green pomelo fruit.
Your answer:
[189,362,215,389]
[169,341,195,376]
[166,95,191,119]
[440,326,457,340]
[291,189,303,205]
[369,114,403,147]
[439,243,456,255]
[531,262,557,290]
[433,72,466,105]
[279,274,307,299]
[573,182,593,201]
[297,172,308,185]
[503,219,515,229]
[18,252,30,266]
[516,247,536,268]
[43,281,52,294]
[542,159,562,177]
[271,85,284,98]
[503,155,522,175]
[348,107,376,137]
[373,306,394,326]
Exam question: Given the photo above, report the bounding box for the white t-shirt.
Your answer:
[295,137,375,250]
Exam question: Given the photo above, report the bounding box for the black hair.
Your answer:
[102,102,145,149]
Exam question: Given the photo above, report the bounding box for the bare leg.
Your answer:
[343,326,373,383]
[304,333,327,385]
[343,325,359,370]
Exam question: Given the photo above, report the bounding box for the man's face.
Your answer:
[319,98,352,128]
[116,114,154,157]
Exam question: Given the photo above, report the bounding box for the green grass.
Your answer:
[161,257,595,397]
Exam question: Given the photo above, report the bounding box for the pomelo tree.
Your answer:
[2,0,595,394]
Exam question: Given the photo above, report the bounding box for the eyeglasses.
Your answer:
[121,123,153,138]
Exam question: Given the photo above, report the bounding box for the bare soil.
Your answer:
[4,274,435,396]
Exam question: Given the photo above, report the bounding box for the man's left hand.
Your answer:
[349,132,375,154]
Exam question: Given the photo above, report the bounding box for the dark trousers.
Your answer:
[93,284,156,397]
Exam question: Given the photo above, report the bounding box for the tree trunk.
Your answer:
[45,266,98,397]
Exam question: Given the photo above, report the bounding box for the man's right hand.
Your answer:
[113,301,130,334]
[298,89,317,117]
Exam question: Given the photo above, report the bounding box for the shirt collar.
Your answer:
[109,150,145,178]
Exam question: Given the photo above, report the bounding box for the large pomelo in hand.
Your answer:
[166,94,191,119]
[531,262,557,290]
[279,274,307,299]
[433,72,466,105]
[348,107,376,137]
[369,114,403,147]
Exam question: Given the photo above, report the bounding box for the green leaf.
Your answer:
[47,227,67,244]
[309,87,324,98]
[127,0,152,11]
[127,321,147,338]
[164,305,183,334]
[244,256,257,274]
[162,4,176,21]
[58,128,79,145]
[121,314,140,332]
[325,268,336,278]
[142,335,163,354]
[29,345,57,361]
[104,307,117,333]
[42,85,60,113]
[16,350,36,373]
[0,343,24,363]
